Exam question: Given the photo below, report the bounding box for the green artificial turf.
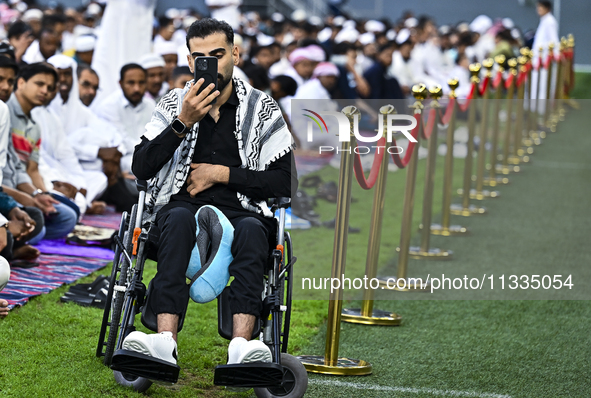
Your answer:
[1,81,589,398]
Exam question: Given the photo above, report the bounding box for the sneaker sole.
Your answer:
[239,347,272,364]
[122,340,155,358]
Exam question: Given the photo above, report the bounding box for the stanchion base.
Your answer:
[522,138,534,147]
[517,147,534,156]
[297,356,372,376]
[449,203,487,216]
[507,155,530,164]
[529,131,543,145]
[408,246,453,260]
[377,277,431,292]
[457,188,500,200]
[539,130,547,139]
[430,223,469,236]
[341,308,402,326]
[481,176,510,186]
[493,164,521,174]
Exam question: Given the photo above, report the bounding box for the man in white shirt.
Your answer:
[389,29,415,97]
[531,0,559,111]
[32,80,106,215]
[94,63,156,174]
[47,55,130,212]
[139,53,166,101]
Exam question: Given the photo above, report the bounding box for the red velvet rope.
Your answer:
[492,71,503,89]
[544,53,553,69]
[440,98,456,125]
[457,82,476,112]
[504,73,515,89]
[390,113,421,168]
[478,75,491,96]
[516,70,528,88]
[353,137,386,190]
[421,108,437,140]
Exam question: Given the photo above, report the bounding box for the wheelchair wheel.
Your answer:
[97,211,128,359]
[253,354,308,398]
[113,371,153,393]
[104,205,137,365]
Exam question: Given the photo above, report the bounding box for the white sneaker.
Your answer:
[122,331,178,365]
[227,337,272,364]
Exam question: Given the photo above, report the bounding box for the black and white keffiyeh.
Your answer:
[139,78,294,224]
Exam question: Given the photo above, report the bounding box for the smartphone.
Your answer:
[194,56,218,103]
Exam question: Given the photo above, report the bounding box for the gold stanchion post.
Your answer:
[430,79,469,236]
[507,56,531,165]
[519,47,537,149]
[298,106,372,376]
[472,58,500,199]
[377,85,431,291]
[452,63,488,215]
[484,55,510,186]
[523,48,542,146]
[412,86,453,257]
[342,105,402,326]
[498,58,521,175]
[544,42,555,129]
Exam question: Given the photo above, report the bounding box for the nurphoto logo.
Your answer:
[302,109,417,154]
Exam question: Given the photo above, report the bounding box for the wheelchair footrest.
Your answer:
[214,363,284,387]
[111,349,180,383]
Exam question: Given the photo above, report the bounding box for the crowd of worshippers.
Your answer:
[0,1,556,267]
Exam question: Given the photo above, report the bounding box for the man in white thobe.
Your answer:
[531,0,559,114]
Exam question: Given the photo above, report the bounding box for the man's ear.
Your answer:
[16,77,25,91]
[233,45,240,66]
[187,54,194,74]
[118,80,123,90]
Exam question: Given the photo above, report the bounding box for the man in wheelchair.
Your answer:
[125,18,296,370]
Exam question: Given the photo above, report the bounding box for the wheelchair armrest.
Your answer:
[135,180,148,192]
[269,197,291,212]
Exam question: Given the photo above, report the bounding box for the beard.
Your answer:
[217,71,232,92]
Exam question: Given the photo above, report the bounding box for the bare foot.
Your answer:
[87,201,107,215]
[0,299,8,318]
[12,245,40,260]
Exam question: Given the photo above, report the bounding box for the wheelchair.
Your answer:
[96,180,308,397]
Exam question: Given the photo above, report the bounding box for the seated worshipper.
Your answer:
[0,100,42,263]
[363,42,404,100]
[291,63,340,150]
[3,63,77,241]
[32,76,107,216]
[73,35,96,65]
[47,55,132,212]
[77,65,100,107]
[280,44,325,121]
[171,66,193,90]
[7,21,35,65]
[0,56,18,103]
[448,53,472,99]
[22,28,60,64]
[153,41,179,94]
[123,18,296,372]
[328,42,370,99]
[94,63,156,175]
[294,62,339,101]
[389,29,416,97]
[139,53,166,101]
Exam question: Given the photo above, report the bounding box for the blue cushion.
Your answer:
[186,205,234,303]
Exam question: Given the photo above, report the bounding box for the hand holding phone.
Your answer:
[177,57,220,128]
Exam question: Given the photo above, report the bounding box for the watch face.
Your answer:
[172,119,185,133]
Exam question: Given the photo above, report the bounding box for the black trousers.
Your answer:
[99,177,139,213]
[147,200,275,318]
